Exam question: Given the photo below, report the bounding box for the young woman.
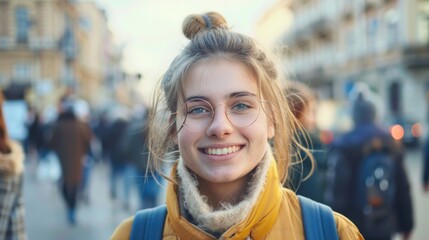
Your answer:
[111,12,363,239]
[0,92,27,239]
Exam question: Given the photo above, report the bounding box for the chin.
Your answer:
[206,171,243,183]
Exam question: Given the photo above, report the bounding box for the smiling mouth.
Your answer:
[203,146,242,155]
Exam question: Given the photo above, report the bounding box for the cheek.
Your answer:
[177,130,197,152]
[248,118,274,142]
[177,131,188,147]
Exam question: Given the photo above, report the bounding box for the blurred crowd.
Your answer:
[1,89,164,231]
[0,82,428,239]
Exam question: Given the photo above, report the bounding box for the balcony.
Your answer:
[281,27,311,49]
[364,0,382,12]
[337,0,354,22]
[29,37,57,51]
[403,44,429,69]
[311,18,334,40]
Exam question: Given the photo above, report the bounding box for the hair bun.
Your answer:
[182,12,228,40]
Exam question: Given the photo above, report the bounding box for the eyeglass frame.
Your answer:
[171,94,271,132]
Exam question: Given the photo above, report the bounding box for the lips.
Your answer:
[204,145,242,155]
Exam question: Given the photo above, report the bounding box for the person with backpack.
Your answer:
[111,12,362,239]
[325,92,414,240]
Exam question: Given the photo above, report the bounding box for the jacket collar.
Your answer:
[166,149,283,239]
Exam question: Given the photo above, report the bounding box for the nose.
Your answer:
[206,105,233,138]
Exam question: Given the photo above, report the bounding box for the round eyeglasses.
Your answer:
[174,95,268,132]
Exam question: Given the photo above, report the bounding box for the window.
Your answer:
[0,74,7,86]
[345,29,354,60]
[79,17,91,32]
[385,9,400,48]
[366,17,379,54]
[13,63,32,82]
[0,2,8,36]
[15,7,30,43]
[389,81,401,115]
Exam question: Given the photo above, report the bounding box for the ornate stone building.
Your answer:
[0,0,122,109]
[278,0,429,126]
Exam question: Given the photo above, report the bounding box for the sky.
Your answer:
[93,0,288,98]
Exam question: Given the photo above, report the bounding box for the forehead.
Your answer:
[182,58,258,99]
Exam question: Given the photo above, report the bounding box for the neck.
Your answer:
[197,173,252,209]
[176,149,273,233]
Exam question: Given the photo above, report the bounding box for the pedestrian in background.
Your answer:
[0,91,27,239]
[106,105,133,209]
[423,133,429,193]
[73,98,95,204]
[111,11,362,239]
[50,98,92,225]
[120,106,163,210]
[25,106,40,161]
[325,92,414,240]
[284,81,329,204]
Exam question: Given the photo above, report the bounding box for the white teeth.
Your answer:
[206,146,240,155]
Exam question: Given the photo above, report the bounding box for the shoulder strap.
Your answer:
[130,204,167,240]
[298,196,338,240]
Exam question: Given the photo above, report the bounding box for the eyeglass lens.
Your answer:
[176,95,263,132]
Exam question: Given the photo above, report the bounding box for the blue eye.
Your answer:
[233,103,250,111]
[188,106,210,115]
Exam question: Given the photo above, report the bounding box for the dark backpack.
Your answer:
[355,137,396,238]
[130,196,338,240]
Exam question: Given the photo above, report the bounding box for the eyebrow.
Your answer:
[185,91,257,102]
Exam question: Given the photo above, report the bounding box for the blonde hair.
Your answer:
[283,81,316,185]
[148,12,301,184]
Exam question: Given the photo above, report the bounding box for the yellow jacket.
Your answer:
[111,159,363,239]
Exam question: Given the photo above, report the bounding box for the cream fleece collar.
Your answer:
[177,147,272,233]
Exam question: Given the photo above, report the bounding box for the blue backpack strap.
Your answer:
[298,196,338,240]
[130,204,167,240]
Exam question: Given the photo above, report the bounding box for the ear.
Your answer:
[267,120,275,139]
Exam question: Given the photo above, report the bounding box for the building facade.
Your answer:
[279,0,429,127]
[0,0,122,110]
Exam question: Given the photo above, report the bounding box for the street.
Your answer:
[24,160,151,240]
[23,148,429,240]
[400,147,429,240]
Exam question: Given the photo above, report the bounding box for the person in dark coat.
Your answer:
[106,106,131,209]
[50,100,92,225]
[325,92,414,240]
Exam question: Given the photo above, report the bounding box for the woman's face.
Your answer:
[176,58,274,184]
